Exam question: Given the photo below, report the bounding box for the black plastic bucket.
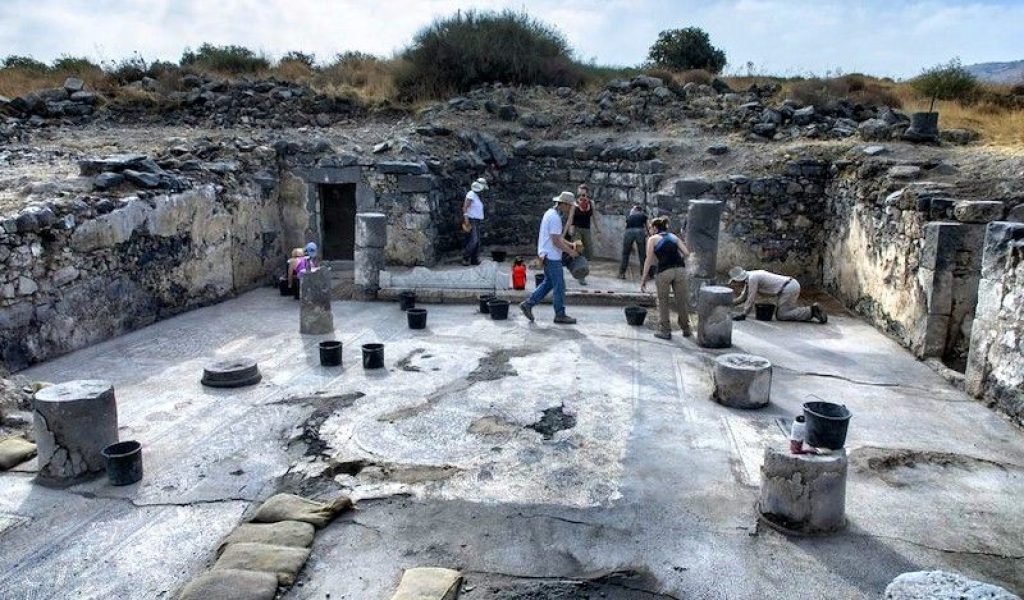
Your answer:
[755,303,775,321]
[491,250,508,262]
[398,291,416,311]
[362,343,385,369]
[535,273,545,288]
[102,440,143,486]
[478,293,495,314]
[488,299,510,320]
[802,401,852,450]
[407,308,428,330]
[278,277,290,296]
[319,340,342,366]
[624,305,648,326]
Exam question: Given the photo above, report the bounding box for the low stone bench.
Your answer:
[758,447,847,535]
[713,353,772,408]
[32,380,119,485]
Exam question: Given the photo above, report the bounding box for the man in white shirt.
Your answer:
[519,192,580,324]
[462,178,487,266]
[729,266,827,323]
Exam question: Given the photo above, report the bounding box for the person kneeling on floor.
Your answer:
[729,266,827,323]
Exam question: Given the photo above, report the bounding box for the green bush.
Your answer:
[911,58,979,111]
[2,55,49,72]
[646,27,727,74]
[396,9,582,99]
[51,55,101,74]
[180,43,270,74]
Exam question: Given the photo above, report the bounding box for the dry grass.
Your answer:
[312,54,398,104]
[893,85,1024,148]
[0,66,109,97]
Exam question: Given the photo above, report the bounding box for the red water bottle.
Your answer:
[512,258,527,290]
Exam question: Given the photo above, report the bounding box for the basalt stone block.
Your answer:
[697,285,734,349]
[921,222,962,271]
[953,200,1005,224]
[354,246,385,298]
[884,571,1020,600]
[674,178,711,199]
[375,161,427,175]
[299,268,334,335]
[979,221,1024,281]
[33,380,119,485]
[397,175,435,194]
[685,200,723,280]
[759,448,847,535]
[355,212,387,249]
[202,358,262,388]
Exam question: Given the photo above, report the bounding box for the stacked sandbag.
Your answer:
[0,437,36,470]
[178,493,352,600]
[391,567,463,600]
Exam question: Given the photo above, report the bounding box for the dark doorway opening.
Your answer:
[320,183,357,260]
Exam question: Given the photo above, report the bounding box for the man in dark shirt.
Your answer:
[619,205,647,279]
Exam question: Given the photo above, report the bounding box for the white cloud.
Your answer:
[0,0,1021,77]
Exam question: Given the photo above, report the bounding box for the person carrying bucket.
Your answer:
[729,266,827,323]
[519,191,580,325]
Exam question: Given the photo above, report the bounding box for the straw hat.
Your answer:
[471,181,485,193]
[475,177,489,190]
[552,191,577,206]
[729,266,749,282]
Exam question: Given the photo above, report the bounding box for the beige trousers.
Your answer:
[655,267,691,334]
[776,280,813,321]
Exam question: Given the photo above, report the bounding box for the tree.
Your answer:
[647,27,727,74]
[911,58,979,112]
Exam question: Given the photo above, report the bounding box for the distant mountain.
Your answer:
[965,60,1024,85]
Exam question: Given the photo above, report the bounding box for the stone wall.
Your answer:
[0,184,284,370]
[966,222,1024,426]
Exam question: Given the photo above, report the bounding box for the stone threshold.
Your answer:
[377,286,655,307]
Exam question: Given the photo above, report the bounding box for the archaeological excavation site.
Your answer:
[1,16,1023,600]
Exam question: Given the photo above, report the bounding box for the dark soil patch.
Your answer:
[527,405,577,440]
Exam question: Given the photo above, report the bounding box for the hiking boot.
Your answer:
[553,314,577,325]
[654,331,672,340]
[812,303,828,324]
[519,302,535,322]
[617,272,626,280]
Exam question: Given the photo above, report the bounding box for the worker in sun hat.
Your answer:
[462,178,488,266]
[729,266,827,323]
[519,191,580,325]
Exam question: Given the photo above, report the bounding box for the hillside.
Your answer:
[966,60,1024,84]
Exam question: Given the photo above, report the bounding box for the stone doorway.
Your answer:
[320,183,357,260]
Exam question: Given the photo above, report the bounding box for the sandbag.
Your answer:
[213,542,310,586]
[218,520,315,555]
[250,493,352,528]
[391,567,463,600]
[0,437,36,470]
[177,568,278,600]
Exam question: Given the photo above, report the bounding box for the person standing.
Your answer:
[519,192,580,325]
[565,183,599,286]
[619,204,647,279]
[640,217,693,340]
[462,178,487,266]
[729,266,828,323]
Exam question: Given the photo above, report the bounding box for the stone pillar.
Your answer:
[758,448,847,535]
[32,380,119,486]
[685,199,723,305]
[300,268,334,335]
[354,212,387,300]
[915,222,961,358]
[966,221,1024,398]
[713,353,772,408]
[697,285,734,348]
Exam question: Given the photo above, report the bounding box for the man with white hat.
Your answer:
[729,266,827,323]
[519,191,580,324]
[462,178,488,266]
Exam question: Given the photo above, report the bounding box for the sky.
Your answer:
[1,0,1022,79]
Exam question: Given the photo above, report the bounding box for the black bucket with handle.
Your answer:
[398,291,417,311]
[755,303,775,321]
[407,308,428,330]
[102,440,143,486]
[319,340,343,366]
[362,343,385,369]
[802,401,852,450]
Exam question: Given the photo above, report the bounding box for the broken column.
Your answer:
[354,212,387,300]
[697,285,734,348]
[300,268,334,335]
[758,447,847,535]
[32,380,119,485]
[685,199,723,304]
[914,221,961,358]
[713,353,772,408]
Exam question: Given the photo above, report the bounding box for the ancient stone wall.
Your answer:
[965,222,1024,426]
[0,184,284,370]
